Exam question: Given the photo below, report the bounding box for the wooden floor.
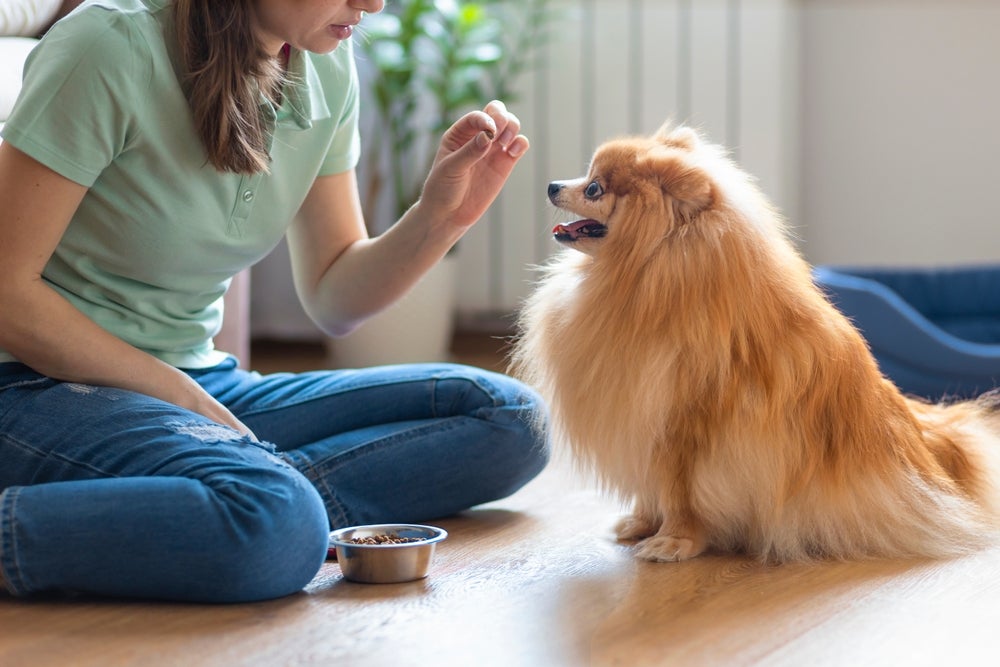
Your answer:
[4,334,1000,666]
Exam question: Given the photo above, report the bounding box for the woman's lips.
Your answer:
[329,24,354,40]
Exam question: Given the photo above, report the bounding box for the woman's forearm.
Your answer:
[0,278,248,433]
[291,198,460,337]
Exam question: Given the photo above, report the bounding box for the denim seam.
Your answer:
[235,372,505,421]
[284,452,349,527]
[0,488,24,596]
[0,433,123,479]
[310,417,468,478]
[237,392,352,420]
[233,374,434,419]
[0,377,50,392]
[284,417,469,528]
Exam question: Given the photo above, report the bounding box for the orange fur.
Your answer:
[511,122,1000,563]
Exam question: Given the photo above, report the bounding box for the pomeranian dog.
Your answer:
[511,122,1000,563]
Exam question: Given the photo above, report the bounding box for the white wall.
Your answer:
[800,0,1000,267]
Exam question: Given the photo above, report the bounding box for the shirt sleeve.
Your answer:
[0,6,150,186]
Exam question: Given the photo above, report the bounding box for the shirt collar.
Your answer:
[273,47,313,131]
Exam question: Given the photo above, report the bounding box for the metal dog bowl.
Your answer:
[328,523,448,584]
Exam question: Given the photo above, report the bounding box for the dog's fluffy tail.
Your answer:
[912,395,1000,523]
[808,395,1000,563]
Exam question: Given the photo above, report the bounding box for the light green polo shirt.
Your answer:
[0,0,361,368]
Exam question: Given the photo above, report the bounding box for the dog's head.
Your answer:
[547,123,728,257]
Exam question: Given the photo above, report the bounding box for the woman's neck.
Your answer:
[279,43,291,72]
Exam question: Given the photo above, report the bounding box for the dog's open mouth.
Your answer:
[553,219,608,243]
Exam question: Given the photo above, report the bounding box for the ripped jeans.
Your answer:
[0,357,549,602]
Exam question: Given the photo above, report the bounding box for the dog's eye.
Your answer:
[585,181,604,199]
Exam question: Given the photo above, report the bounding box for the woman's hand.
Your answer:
[287,102,528,336]
[176,375,258,441]
[418,100,530,233]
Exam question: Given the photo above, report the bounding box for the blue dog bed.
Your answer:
[813,265,1000,400]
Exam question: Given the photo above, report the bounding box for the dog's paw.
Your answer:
[636,535,706,562]
[614,515,658,541]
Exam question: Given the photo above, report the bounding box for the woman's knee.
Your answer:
[197,460,330,602]
[467,371,552,495]
[442,365,547,422]
[485,370,550,449]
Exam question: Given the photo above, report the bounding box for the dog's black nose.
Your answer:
[547,182,562,199]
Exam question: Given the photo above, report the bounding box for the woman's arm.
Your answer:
[288,101,529,337]
[0,142,254,436]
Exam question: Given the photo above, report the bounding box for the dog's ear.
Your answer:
[643,149,715,222]
[654,122,700,151]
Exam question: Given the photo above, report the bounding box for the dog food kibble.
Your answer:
[349,534,423,545]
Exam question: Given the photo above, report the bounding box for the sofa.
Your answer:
[814,265,1000,400]
[0,37,39,132]
[1,0,77,128]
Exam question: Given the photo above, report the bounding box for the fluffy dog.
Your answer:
[511,122,1000,563]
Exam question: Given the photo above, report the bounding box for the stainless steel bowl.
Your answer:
[329,523,448,584]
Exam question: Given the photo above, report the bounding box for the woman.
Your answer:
[0,0,549,602]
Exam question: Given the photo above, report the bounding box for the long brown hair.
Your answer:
[173,0,284,174]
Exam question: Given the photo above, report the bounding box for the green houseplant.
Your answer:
[356,0,553,227]
[329,0,552,368]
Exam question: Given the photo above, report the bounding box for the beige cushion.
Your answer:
[0,0,62,37]
[0,36,38,122]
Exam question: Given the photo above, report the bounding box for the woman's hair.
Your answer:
[173,0,284,174]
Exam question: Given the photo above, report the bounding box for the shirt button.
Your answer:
[242,190,255,202]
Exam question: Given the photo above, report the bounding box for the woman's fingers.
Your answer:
[483,100,522,151]
[440,101,525,158]
[505,134,529,159]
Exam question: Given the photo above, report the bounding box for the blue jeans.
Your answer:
[0,358,549,602]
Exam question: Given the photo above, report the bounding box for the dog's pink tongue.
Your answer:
[553,220,595,239]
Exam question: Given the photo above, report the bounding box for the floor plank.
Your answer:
[248,330,513,375]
